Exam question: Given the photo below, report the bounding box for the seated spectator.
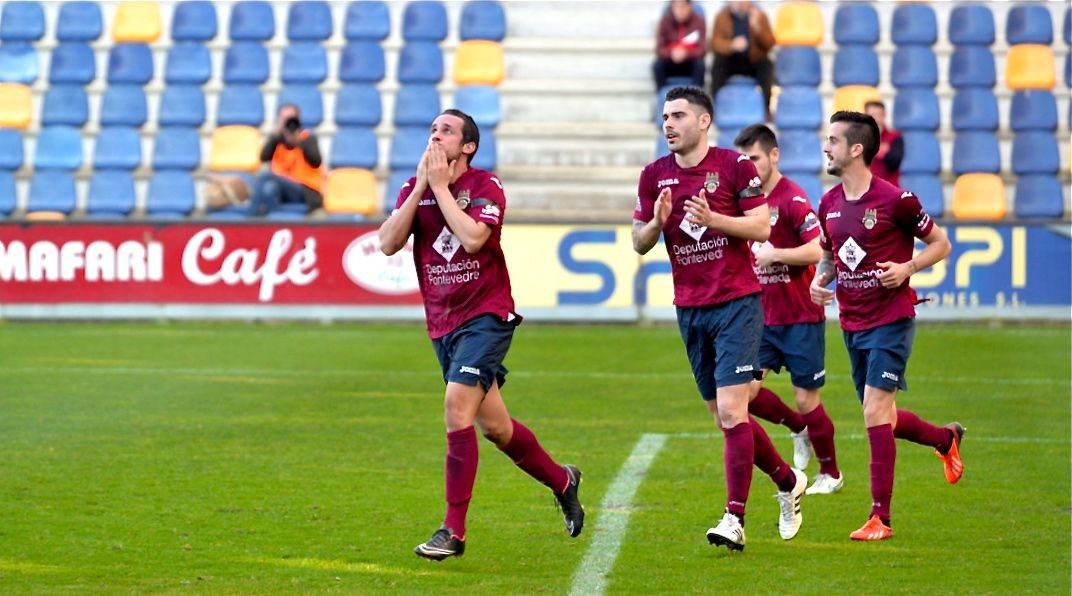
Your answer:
[865,100,904,187]
[653,0,706,90]
[710,1,775,120]
[249,104,324,216]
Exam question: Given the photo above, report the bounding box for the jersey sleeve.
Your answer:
[892,190,935,239]
[466,173,507,227]
[733,154,766,212]
[817,197,832,252]
[633,165,656,222]
[792,196,822,243]
[392,177,417,212]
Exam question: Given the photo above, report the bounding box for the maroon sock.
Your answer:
[721,421,754,518]
[499,419,569,494]
[749,388,807,433]
[443,426,479,538]
[750,416,796,492]
[867,424,896,522]
[894,409,953,452]
[802,404,840,477]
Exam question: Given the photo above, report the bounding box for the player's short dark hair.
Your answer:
[733,123,778,153]
[864,100,886,112]
[665,86,713,117]
[441,109,480,165]
[830,110,880,166]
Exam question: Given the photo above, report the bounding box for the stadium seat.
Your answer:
[0,2,45,41]
[0,43,37,83]
[339,41,386,82]
[773,2,824,46]
[948,4,995,45]
[264,206,309,221]
[394,84,441,127]
[107,44,153,85]
[277,86,324,128]
[334,84,382,126]
[345,1,391,41]
[775,46,821,87]
[951,173,1005,220]
[951,89,999,131]
[165,42,212,85]
[890,47,938,88]
[1010,90,1057,131]
[397,42,444,83]
[714,79,765,129]
[229,1,275,41]
[330,127,379,169]
[470,130,497,171]
[390,127,430,170]
[833,46,879,87]
[790,174,823,208]
[831,85,881,113]
[0,129,24,169]
[100,86,148,127]
[1066,53,1071,89]
[172,1,217,41]
[216,86,264,127]
[386,170,414,208]
[899,132,941,175]
[56,2,102,41]
[28,171,77,214]
[1065,6,1071,45]
[282,43,328,84]
[159,86,206,127]
[460,1,506,41]
[774,86,822,130]
[716,130,739,151]
[403,1,448,41]
[0,83,32,128]
[454,85,502,128]
[93,127,142,171]
[952,132,1001,174]
[949,46,996,88]
[153,127,201,170]
[654,134,669,159]
[891,4,937,45]
[147,171,196,217]
[900,174,944,217]
[113,2,161,43]
[892,88,940,131]
[87,171,136,217]
[0,172,16,215]
[34,126,82,169]
[48,43,94,84]
[1006,4,1053,45]
[210,126,261,172]
[1005,44,1055,90]
[324,168,378,216]
[777,130,822,173]
[223,42,270,84]
[287,1,332,40]
[1014,175,1065,219]
[833,3,880,45]
[1011,132,1059,175]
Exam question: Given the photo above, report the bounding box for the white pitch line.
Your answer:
[570,433,668,596]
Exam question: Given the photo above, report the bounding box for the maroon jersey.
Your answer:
[634,147,767,307]
[395,168,516,339]
[751,176,825,326]
[818,176,935,332]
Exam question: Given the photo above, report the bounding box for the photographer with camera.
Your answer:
[248,104,324,216]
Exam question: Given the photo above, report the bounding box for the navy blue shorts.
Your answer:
[758,322,826,390]
[842,318,915,402]
[432,314,516,391]
[676,294,764,400]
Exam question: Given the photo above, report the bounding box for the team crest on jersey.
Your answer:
[769,206,779,226]
[862,208,878,230]
[434,226,460,262]
[704,172,719,194]
[679,215,706,242]
[456,189,471,210]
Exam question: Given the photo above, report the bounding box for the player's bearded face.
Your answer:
[824,124,851,176]
[429,114,469,162]
[662,99,706,154]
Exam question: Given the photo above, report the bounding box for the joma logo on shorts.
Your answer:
[459,366,481,375]
[813,369,826,381]
[735,365,754,374]
[881,371,899,382]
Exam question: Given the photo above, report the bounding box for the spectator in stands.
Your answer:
[249,104,324,216]
[710,1,775,120]
[865,101,904,187]
[653,0,707,90]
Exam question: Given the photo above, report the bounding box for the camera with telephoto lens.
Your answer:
[283,116,301,132]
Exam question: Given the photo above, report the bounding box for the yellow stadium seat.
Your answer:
[324,168,379,216]
[774,2,824,46]
[25,211,66,221]
[832,85,883,113]
[952,173,1006,220]
[0,83,32,129]
[454,40,505,86]
[210,126,261,172]
[1005,44,1055,90]
[113,2,162,43]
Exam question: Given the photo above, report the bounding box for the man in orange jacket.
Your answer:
[249,104,324,216]
[710,1,776,121]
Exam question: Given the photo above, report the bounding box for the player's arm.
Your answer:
[428,144,492,254]
[809,250,836,306]
[757,236,822,268]
[379,149,430,256]
[632,187,671,254]
[877,225,951,289]
[685,190,770,242]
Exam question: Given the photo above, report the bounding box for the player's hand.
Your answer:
[752,241,778,268]
[427,143,456,191]
[684,189,712,228]
[810,277,834,306]
[416,144,431,185]
[877,261,912,289]
[653,187,672,226]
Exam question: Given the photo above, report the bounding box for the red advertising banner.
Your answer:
[0,224,423,304]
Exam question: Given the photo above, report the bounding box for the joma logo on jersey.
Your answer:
[657,178,680,188]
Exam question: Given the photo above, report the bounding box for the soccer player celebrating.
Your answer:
[378,110,584,561]
[633,87,807,552]
[811,111,964,541]
[733,124,843,495]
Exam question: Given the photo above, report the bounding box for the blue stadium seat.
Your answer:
[460,1,506,41]
[833,46,879,87]
[334,84,382,126]
[41,85,88,127]
[172,1,217,41]
[948,4,995,45]
[288,1,332,41]
[100,85,148,127]
[890,46,937,88]
[454,85,502,128]
[56,2,102,41]
[386,170,414,209]
[775,47,821,87]
[397,42,444,83]
[338,41,386,82]
[0,2,45,41]
[716,130,739,151]
[1011,132,1059,175]
[948,47,995,88]
[1006,4,1053,45]
[159,85,206,127]
[654,134,669,158]
[403,1,448,41]
[48,43,94,84]
[891,4,937,45]
[264,208,309,221]
[393,84,441,127]
[153,127,201,170]
[900,132,941,175]
[0,43,37,83]
[1067,53,1071,89]
[1010,90,1057,132]
[34,126,82,170]
[892,88,940,131]
[900,174,944,217]
[147,171,196,217]
[0,172,15,215]
[0,129,24,169]
[775,86,821,130]
[217,86,264,126]
[470,130,497,170]
[277,86,323,127]
[833,4,880,44]
[330,126,379,169]
[1014,175,1064,218]
[224,42,269,84]
[28,171,76,214]
[229,1,275,41]
[1065,6,1071,44]
[788,174,823,209]
[951,89,999,131]
[390,127,430,170]
[107,44,153,85]
[777,130,822,173]
[87,172,136,217]
[653,83,679,125]
[165,42,212,85]
[952,132,1000,174]
[345,1,390,41]
[94,127,142,170]
[714,79,765,129]
[282,43,328,84]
